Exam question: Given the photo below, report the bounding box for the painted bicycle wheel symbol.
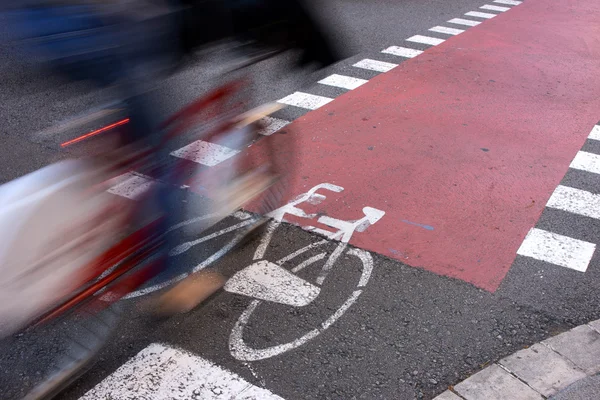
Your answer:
[225,183,385,361]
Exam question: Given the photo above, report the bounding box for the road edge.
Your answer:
[435,319,600,399]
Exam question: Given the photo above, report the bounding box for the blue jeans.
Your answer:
[8,5,184,284]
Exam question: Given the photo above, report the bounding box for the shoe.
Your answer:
[154,271,226,315]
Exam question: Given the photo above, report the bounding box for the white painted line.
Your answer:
[588,125,600,141]
[494,0,521,5]
[225,260,320,307]
[107,172,155,200]
[318,74,368,90]
[429,26,465,35]
[406,35,445,46]
[481,4,510,11]
[547,185,600,220]
[448,18,481,27]
[517,228,595,272]
[171,140,240,167]
[353,59,398,73]
[570,151,600,175]
[79,343,284,400]
[277,92,333,110]
[258,116,289,136]
[381,46,423,58]
[465,11,497,19]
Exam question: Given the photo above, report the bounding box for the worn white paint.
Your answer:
[227,183,382,361]
[353,59,398,73]
[517,228,595,272]
[170,140,240,167]
[494,0,521,5]
[277,92,333,110]
[381,46,423,58]
[318,74,368,90]
[570,151,600,175]
[225,260,320,306]
[481,4,510,11]
[170,219,256,256]
[429,26,464,35]
[406,35,445,46]
[465,11,497,19]
[124,212,254,299]
[547,185,600,220]
[588,125,600,141]
[447,18,481,27]
[79,343,284,400]
[258,117,289,136]
[229,249,374,361]
[107,172,155,200]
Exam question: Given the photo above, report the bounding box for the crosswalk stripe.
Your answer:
[277,92,333,110]
[547,185,600,220]
[353,59,398,73]
[447,18,481,27]
[318,74,368,90]
[570,151,600,175]
[79,343,285,400]
[588,125,600,141]
[517,228,595,272]
[465,11,497,19]
[406,35,445,46]
[381,46,423,58]
[429,26,465,35]
[107,172,156,200]
[171,140,240,167]
[494,0,521,5]
[258,117,290,136]
[481,4,510,12]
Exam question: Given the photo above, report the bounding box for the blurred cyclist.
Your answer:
[2,0,342,314]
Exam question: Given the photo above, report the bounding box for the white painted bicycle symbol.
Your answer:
[226,183,384,361]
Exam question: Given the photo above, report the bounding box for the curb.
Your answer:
[434,319,600,400]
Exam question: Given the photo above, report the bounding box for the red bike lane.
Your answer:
[251,0,600,291]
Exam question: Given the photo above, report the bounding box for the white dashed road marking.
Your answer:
[588,125,600,141]
[465,11,497,19]
[318,74,368,90]
[107,172,156,200]
[517,228,596,272]
[258,117,289,136]
[547,185,600,220]
[570,151,600,175]
[406,35,445,46]
[448,18,481,27]
[171,140,240,167]
[494,0,521,5]
[381,46,423,58]
[429,26,465,35]
[481,4,510,12]
[353,59,398,73]
[277,92,333,110]
[79,343,285,400]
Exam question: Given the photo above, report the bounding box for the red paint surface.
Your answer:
[250,0,600,291]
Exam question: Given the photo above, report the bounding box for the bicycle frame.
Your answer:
[25,76,256,331]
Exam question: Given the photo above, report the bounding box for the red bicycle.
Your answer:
[0,53,298,400]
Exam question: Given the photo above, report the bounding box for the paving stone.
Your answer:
[499,343,587,397]
[544,325,600,375]
[433,390,463,400]
[454,364,543,400]
[587,319,600,335]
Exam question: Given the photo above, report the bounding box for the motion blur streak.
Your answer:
[61,119,130,148]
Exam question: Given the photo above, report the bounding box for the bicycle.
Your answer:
[0,49,298,400]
